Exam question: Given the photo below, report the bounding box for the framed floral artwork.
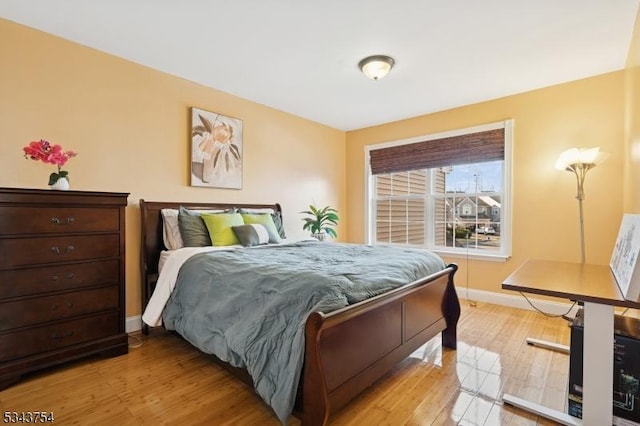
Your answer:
[190,107,243,189]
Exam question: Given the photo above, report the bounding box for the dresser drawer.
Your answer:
[0,206,120,235]
[0,286,119,331]
[0,234,119,268]
[0,260,119,299]
[0,312,120,362]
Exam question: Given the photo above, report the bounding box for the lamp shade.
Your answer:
[358,55,395,80]
[555,147,606,170]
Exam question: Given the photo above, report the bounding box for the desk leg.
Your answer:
[582,301,613,425]
[502,394,581,425]
[525,337,570,354]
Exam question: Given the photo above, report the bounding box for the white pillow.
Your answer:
[161,209,183,250]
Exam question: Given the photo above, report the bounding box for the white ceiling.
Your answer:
[1,0,638,131]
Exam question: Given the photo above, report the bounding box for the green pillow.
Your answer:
[240,213,281,243]
[178,206,210,247]
[238,208,286,239]
[201,212,244,246]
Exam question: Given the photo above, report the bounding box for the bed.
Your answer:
[139,200,460,425]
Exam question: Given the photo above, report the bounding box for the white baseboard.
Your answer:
[456,285,580,317]
[126,315,142,333]
[125,287,580,334]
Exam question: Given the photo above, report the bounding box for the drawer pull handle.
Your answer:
[51,245,74,254]
[52,304,58,311]
[50,330,74,340]
[67,302,74,308]
[51,217,75,225]
[51,273,74,281]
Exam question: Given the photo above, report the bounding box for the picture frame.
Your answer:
[610,214,640,301]
[190,107,243,189]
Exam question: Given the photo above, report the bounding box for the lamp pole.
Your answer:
[565,162,595,264]
[474,173,479,249]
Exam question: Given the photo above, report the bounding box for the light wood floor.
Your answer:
[0,301,573,425]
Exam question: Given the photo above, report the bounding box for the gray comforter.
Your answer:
[162,240,446,423]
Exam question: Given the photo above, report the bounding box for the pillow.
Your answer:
[161,209,183,250]
[240,207,287,238]
[178,207,211,247]
[271,210,286,239]
[232,224,270,247]
[240,213,281,243]
[177,207,232,247]
[201,212,244,246]
[238,208,286,238]
[239,208,274,214]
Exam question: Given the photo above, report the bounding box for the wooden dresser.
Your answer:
[0,187,129,389]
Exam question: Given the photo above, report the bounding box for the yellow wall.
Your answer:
[0,19,347,317]
[1,15,635,309]
[624,7,640,213]
[346,73,625,293]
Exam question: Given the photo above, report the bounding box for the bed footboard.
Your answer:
[299,264,459,425]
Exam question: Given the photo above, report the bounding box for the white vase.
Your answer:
[50,177,70,190]
[312,232,327,241]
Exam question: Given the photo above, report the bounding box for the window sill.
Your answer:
[371,242,510,262]
[432,249,510,263]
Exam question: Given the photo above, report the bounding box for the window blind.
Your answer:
[369,128,504,175]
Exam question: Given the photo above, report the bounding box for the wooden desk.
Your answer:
[502,259,640,426]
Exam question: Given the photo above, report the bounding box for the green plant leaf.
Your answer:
[48,172,59,185]
[301,204,339,235]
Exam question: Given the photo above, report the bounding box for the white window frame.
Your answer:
[364,120,513,262]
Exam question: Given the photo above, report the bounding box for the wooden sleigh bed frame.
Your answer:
[139,199,460,425]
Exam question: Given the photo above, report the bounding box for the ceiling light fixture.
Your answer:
[358,55,395,80]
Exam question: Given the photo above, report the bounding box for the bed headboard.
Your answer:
[139,199,283,321]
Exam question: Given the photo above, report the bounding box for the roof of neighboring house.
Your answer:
[478,196,501,208]
[455,196,501,208]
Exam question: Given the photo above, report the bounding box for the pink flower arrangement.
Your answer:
[23,139,77,185]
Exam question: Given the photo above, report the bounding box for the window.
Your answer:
[366,121,512,259]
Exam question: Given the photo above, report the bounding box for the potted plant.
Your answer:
[301,205,339,241]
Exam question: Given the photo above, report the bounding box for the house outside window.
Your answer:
[366,120,512,260]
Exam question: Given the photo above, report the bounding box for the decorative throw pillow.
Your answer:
[161,209,184,250]
[178,206,211,247]
[232,224,270,247]
[201,212,244,246]
[240,213,281,243]
[239,208,286,239]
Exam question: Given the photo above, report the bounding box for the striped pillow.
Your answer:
[232,224,270,247]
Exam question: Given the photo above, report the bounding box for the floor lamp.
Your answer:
[504,148,609,425]
[525,147,606,354]
[555,147,607,263]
